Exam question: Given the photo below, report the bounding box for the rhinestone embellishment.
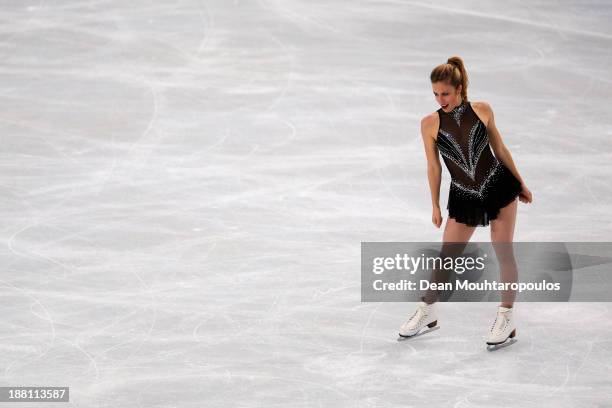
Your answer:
[450,159,501,199]
[436,119,489,181]
[449,102,468,127]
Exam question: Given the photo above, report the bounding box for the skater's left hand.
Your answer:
[518,183,532,204]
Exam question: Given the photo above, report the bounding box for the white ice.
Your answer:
[1,0,611,407]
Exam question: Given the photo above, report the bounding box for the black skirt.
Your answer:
[447,162,522,227]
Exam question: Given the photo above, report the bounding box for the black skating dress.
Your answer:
[435,100,522,227]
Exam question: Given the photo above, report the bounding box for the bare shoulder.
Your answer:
[420,111,440,141]
[470,100,494,126]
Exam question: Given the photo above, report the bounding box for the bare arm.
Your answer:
[481,102,526,186]
[421,115,442,209]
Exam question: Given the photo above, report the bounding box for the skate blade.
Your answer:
[397,325,439,341]
[486,338,517,351]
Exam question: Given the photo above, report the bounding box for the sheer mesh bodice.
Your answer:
[436,101,499,196]
[435,101,522,227]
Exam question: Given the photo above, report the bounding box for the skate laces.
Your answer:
[408,305,428,326]
[490,311,508,332]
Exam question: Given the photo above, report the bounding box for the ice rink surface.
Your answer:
[1,0,612,406]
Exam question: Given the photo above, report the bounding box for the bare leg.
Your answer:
[421,216,477,304]
[490,198,518,308]
[443,216,478,243]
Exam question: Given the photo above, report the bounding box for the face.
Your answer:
[432,82,462,111]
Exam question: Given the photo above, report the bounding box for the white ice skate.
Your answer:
[486,306,516,346]
[398,301,438,338]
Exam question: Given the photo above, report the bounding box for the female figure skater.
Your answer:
[399,56,533,345]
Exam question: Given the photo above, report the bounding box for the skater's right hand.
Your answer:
[432,206,442,228]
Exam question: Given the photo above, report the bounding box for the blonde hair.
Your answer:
[430,56,469,102]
